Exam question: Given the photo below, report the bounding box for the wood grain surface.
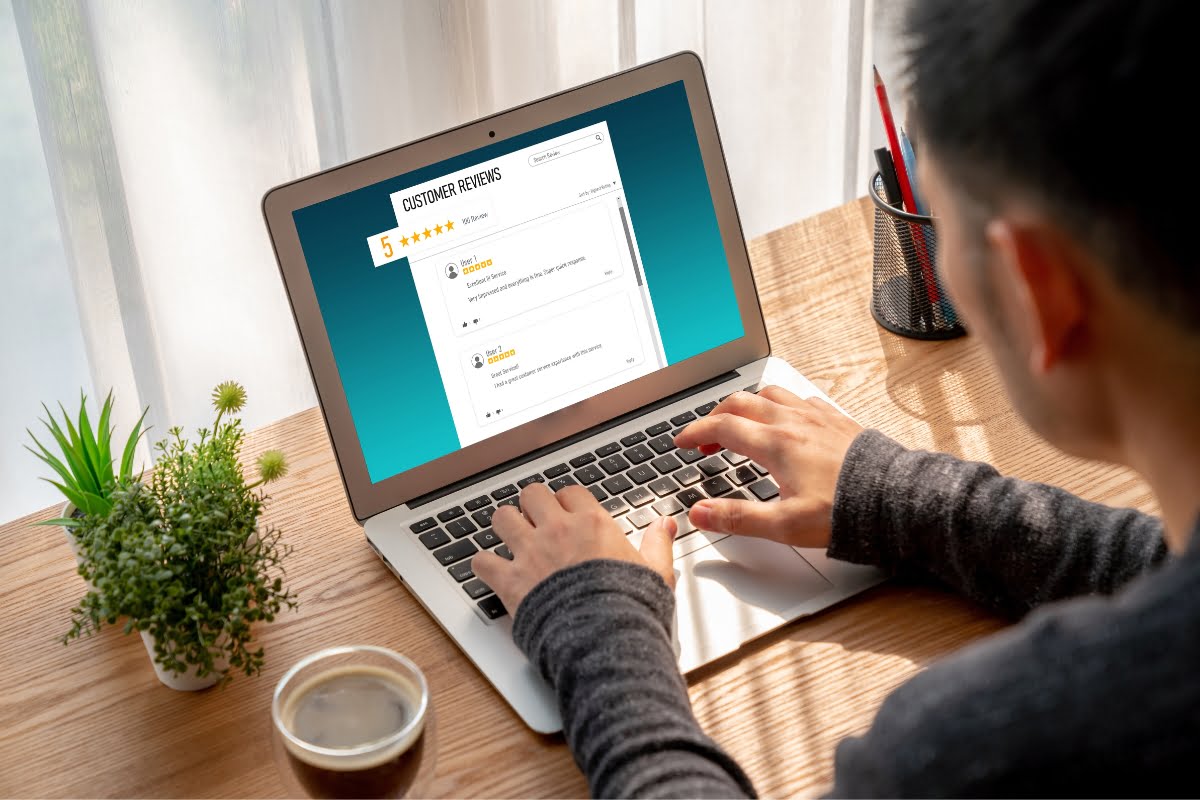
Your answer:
[0,197,1157,798]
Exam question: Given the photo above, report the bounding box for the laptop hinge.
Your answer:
[407,369,743,509]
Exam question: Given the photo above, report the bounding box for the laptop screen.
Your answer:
[293,80,744,484]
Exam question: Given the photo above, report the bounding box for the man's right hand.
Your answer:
[673,385,864,548]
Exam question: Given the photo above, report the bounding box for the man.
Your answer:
[473,0,1200,795]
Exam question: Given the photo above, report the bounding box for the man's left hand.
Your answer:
[472,483,678,615]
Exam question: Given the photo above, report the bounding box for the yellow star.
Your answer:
[434,222,444,235]
[412,231,421,244]
[422,227,432,240]
[400,234,410,246]
[445,219,454,231]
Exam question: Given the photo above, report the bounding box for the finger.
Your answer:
[555,483,601,514]
[471,551,514,596]
[689,497,796,541]
[707,390,790,425]
[491,503,534,549]
[517,481,561,528]
[756,384,809,409]
[638,515,678,587]
[674,414,778,462]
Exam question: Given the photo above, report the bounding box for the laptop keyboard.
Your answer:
[405,387,779,622]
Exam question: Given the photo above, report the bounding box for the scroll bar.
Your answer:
[618,203,667,368]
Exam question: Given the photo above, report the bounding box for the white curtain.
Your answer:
[1,0,877,522]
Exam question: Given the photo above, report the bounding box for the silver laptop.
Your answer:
[263,52,882,734]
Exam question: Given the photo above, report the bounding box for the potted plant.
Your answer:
[63,381,298,690]
[25,392,147,569]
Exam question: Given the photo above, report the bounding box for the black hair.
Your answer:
[903,0,1196,331]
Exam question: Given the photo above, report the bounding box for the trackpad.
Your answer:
[674,537,832,672]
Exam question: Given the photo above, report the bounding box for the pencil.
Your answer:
[873,66,939,309]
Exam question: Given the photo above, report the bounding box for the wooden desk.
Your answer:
[0,197,1157,798]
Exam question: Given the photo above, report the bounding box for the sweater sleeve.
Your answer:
[828,429,1167,617]
[512,559,756,799]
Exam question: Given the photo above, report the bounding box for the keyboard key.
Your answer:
[645,420,672,436]
[410,517,437,534]
[464,578,493,599]
[599,454,631,475]
[732,465,758,486]
[673,465,703,486]
[601,496,629,516]
[543,463,570,479]
[697,456,728,477]
[615,515,634,534]
[750,461,770,475]
[445,517,477,538]
[671,426,688,438]
[653,495,684,516]
[651,453,683,474]
[588,485,607,502]
[595,441,622,458]
[517,474,545,488]
[722,451,750,465]
[676,447,704,464]
[700,475,734,497]
[627,506,660,529]
[491,484,518,500]
[464,495,491,512]
[695,400,718,416]
[496,544,514,560]
[625,443,654,464]
[726,490,750,501]
[448,559,475,582]
[471,507,496,528]
[601,474,634,495]
[648,476,681,497]
[672,512,698,537]
[473,528,501,549]
[477,594,507,619]
[744,384,759,393]
[573,465,605,485]
[749,478,780,501]
[437,506,464,523]
[620,431,647,447]
[569,452,596,468]
[418,528,451,549]
[628,465,657,485]
[647,434,675,454]
[670,410,697,427]
[433,538,477,566]
[623,486,654,507]
[549,475,578,492]
[497,496,520,509]
[677,487,705,508]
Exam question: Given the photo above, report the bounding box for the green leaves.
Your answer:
[61,382,296,686]
[26,391,148,520]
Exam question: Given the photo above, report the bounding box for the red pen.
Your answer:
[873,66,939,307]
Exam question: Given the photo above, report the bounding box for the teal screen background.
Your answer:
[293,80,744,483]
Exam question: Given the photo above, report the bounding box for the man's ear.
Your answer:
[984,217,1087,373]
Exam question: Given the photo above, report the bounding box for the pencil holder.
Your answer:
[868,172,965,339]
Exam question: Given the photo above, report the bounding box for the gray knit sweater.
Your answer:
[511,430,1197,798]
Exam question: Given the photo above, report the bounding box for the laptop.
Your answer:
[262,52,883,734]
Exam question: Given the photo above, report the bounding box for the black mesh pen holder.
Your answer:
[869,172,965,339]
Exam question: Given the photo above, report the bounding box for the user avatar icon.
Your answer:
[446,263,458,280]
[471,353,484,369]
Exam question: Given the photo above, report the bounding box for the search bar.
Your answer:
[528,133,604,167]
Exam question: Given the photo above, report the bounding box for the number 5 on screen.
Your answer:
[381,236,393,258]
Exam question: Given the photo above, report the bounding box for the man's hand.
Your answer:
[472,482,678,615]
[673,385,863,548]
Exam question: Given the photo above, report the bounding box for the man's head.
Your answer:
[904,0,1198,462]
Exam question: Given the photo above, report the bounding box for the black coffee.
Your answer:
[283,666,425,799]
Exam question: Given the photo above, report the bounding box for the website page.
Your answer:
[293,80,744,484]
[365,122,666,447]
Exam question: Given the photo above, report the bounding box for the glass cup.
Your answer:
[272,646,437,799]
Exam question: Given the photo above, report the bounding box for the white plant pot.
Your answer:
[140,630,228,691]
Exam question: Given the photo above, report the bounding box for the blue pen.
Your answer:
[897,127,928,217]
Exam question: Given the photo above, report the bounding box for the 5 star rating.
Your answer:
[399,220,456,248]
